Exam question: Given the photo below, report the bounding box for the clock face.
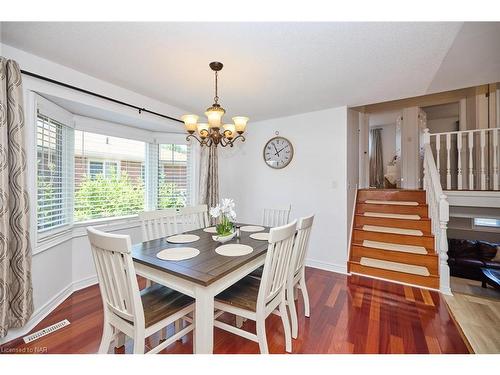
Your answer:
[263,136,294,169]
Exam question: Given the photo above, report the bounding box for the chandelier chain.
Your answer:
[214,71,219,104]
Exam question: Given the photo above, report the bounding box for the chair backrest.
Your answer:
[290,214,314,276]
[258,220,297,309]
[177,204,209,232]
[86,226,144,326]
[262,205,291,227]
[139,208,178,241]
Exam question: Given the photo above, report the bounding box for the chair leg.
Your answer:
[115,330,126,348]
[236,315,244,328]
[98,323,114,354]
[175,319,183,341]
[256,319,269,354]
[133,331,145,354]
[299,276,310,318]
[145,279,152,288]
[279,301,292,353]
[287,284,299,339]
[159,327,167,342]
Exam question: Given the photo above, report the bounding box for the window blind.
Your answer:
[74,130,146,221]
[157,144,192,209]
[36,113,73,231]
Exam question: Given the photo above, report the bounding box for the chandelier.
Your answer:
[181,62,249,147]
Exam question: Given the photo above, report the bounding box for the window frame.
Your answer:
[35,96,75,242]
[473,218,500,229]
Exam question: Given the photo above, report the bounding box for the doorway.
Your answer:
[361,110,402,189]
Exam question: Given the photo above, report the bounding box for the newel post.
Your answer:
[438,194,452,295]
[423,128,430,145]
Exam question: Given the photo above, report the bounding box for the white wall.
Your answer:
[219,106,350,273]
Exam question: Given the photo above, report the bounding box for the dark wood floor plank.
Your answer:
[0,268,470,354]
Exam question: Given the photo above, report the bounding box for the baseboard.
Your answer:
[0,274,98,345]
[305,259,348,275]
[72,275,98,292]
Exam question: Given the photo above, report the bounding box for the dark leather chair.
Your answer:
[447,239,500,280]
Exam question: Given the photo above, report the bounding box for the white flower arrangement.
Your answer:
[210,198,236,236]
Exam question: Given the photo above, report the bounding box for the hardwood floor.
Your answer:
[0,268,470,354]
[445,288,500,354]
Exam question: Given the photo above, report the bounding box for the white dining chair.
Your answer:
[213,220,297,354]
[178,204,209,232]
[262,204,292,227]
[87,226,195,354]
[139,208,179,242]
[286,214,314,339]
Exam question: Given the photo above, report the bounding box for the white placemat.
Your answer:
[166,234,200,244]
[240,225,265,233]
[215,244,254,257]
[156,247,200,261]
[249,232,269,241]
[203,227,218,233]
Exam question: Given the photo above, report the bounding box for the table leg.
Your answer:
[194,286,215,354]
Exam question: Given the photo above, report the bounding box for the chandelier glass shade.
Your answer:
[182,62,248,147]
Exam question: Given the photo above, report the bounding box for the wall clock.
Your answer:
[263,136,294,169]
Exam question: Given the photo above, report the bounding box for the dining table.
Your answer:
[131,223,270,354]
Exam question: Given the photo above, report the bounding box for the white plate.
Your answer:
[215,244,254,257]
[166,234,200,244]
[249,232,269,241]
[240,225,265,233]
[203,227,218,233]
[156,247,200,261]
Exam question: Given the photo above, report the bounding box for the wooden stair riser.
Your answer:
[354,215,431,234]
[357,189,427,204]
[350,245,438,275]
[353,229,435,250]
[356,203,428,217]
[348,262,439,289]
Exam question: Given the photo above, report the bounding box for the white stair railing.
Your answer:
[423,128,451,295]
[429,127,500,190]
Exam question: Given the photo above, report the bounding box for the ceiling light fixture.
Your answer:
[182,62,248,147]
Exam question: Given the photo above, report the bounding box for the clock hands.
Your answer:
[274,144,289,156]
[272,143,279,154]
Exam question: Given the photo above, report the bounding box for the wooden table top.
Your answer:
[132,224,270,286]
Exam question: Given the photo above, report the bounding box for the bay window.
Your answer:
[35,95,194,238]
[74,131,147,222]
[36,113,73,231]
[157,144,192,209]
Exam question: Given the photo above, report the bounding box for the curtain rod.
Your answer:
[20,70,184,124]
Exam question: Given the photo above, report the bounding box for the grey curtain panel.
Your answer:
[0,58,34,338]
[369,128,384,188]
[198,145,219,222]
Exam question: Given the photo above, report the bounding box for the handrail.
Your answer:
[422,128,451,295]
[428,127,498,137]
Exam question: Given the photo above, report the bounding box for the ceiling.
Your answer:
[1,22,500,122]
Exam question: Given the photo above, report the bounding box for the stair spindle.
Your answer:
[446,133,451,190]
[435,134,440,175]
[494,129,499,190]
[457,133,463,190]
[480,130,486,190]
[468,132,474,190]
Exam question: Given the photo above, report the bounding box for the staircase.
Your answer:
[348,189,439,289]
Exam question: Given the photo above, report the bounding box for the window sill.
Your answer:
[34,215,141,255]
